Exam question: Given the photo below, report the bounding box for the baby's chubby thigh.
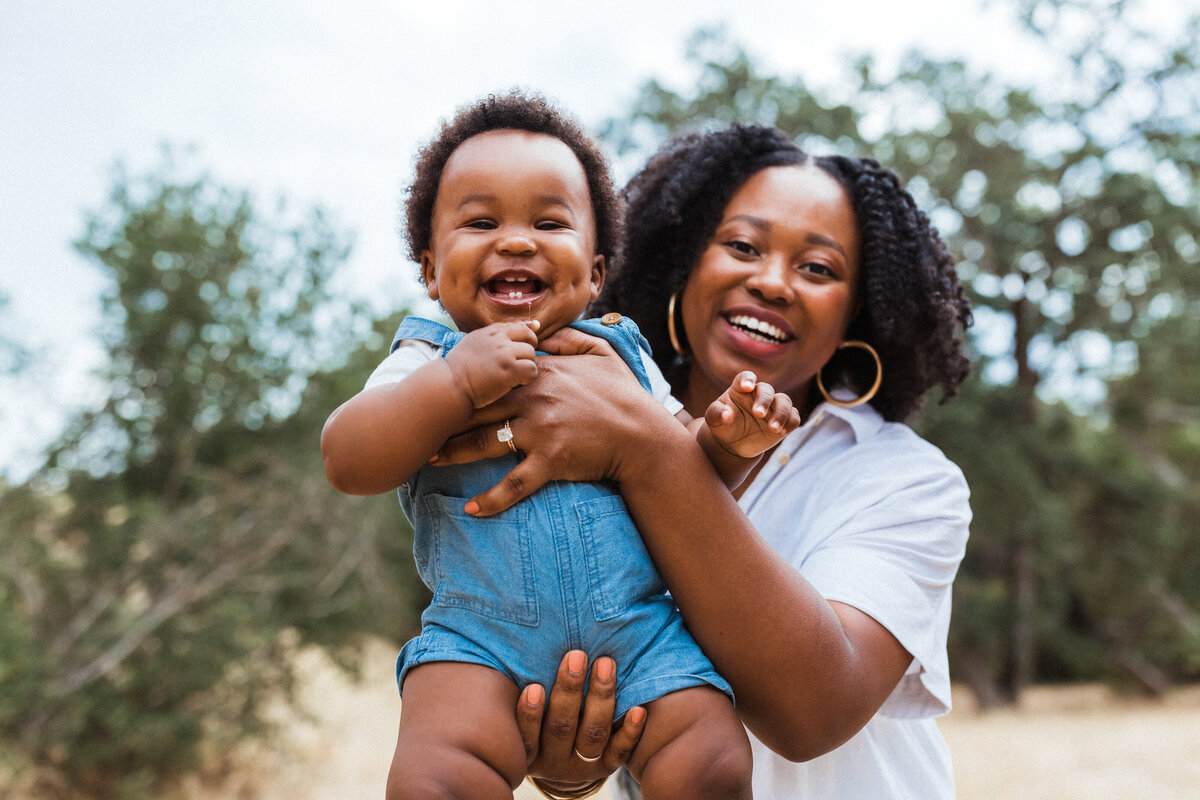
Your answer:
[389,661,526,799]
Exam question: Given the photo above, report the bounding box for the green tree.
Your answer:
[0,154,422,799]
[601,0,1200,704]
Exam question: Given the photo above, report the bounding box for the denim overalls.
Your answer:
[391,316,731,718]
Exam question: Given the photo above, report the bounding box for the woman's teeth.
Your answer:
[728,314,787,343]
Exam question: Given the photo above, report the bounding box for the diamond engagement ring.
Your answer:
[497,420,516,453]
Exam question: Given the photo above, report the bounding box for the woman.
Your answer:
[432,124,973,799]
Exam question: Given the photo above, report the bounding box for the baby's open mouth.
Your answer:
[488,276,545,300]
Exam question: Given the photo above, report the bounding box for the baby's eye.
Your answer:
[724,240,758,256]
[465,219,497,230]
[536,219,569,231]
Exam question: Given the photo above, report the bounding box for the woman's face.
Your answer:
[680,164,861,413]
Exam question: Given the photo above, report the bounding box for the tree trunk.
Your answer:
[1008,295,1039,700]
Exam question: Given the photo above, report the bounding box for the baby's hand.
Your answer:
[444,321,540,408]
[704,371,801,458]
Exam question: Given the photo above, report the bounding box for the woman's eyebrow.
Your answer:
[807,233,847,257]
[726,215,848,257]
[724,214,771,232]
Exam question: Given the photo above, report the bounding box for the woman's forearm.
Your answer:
[615,418,903,760]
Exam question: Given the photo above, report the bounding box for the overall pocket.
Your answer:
[417,493,539,627]
[575,493,666,621]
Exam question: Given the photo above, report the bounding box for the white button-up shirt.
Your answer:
[736,401,971,799]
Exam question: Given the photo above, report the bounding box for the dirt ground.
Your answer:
[181,640,1200,800]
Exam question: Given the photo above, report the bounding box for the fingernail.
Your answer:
[526,684,544,706]
[464,500,480,515]
[567,651,586,676]
[628,707,646,725]
[428,454,439,463]
[596,658,614,682]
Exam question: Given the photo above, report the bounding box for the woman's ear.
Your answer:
[589,254,606,302]
[420,252,439,301]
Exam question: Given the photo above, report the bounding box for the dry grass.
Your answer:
[181,640,1200,800]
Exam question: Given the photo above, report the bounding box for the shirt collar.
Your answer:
[810,400,884,443]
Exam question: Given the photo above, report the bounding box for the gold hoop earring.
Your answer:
[816,340,882,408]
[667,290,688,356]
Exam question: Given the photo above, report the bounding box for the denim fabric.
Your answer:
[390,316,731,719]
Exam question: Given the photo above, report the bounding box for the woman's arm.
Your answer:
[437,327,912,760]
[610,420,912,760]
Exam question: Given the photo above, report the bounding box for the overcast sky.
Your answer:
[0,0,1190,477]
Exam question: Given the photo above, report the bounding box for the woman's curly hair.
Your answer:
[600,124,971,422]
[402,91,622,274]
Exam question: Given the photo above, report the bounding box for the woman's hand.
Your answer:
[518,651,646,785]
[435,326,678,516]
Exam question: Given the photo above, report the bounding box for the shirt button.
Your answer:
[601,312,622,325]
[775,452,790,466]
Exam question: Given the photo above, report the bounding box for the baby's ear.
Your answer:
[589,254,605,302]
[420,252,439,301]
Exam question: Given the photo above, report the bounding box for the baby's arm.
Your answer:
[321,321,539,495]
[682,371,800,490]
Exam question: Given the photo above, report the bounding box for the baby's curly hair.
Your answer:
[403,91,622,273]
[601,124,971,422]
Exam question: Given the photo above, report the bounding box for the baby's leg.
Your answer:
[386,661,526,800]
[627,685,753,800]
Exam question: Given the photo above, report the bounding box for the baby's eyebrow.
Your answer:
[456,193,499,208]
[533,193,576,210]
[455,193,576,212]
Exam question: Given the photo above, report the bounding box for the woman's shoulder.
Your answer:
[823,404,960,470]
[808,405,970,509]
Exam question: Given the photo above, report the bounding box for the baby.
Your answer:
[322,93,798,799]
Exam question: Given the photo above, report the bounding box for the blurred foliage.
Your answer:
[0,154,424,799]
[600,0,1200,705]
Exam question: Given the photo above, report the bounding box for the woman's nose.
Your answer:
[497,228,537,255]
[745,256,793,303]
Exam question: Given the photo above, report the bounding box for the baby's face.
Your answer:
[421,129,604,337]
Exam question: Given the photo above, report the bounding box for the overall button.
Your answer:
[601,312,622,325]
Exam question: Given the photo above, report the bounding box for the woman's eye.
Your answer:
[802,262,835,277]
[725,240,758,256]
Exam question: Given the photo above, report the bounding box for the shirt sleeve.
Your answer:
[799,432,971,718]
[639,348,684,415]
[363,339,439,390]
